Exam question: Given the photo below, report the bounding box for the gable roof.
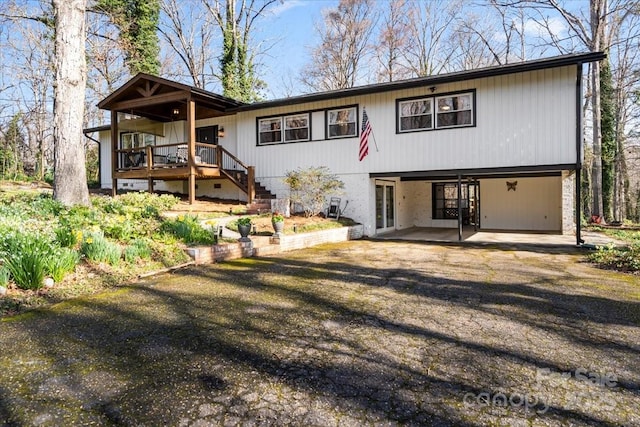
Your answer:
[236,52,605,111]
[98,73,245,121]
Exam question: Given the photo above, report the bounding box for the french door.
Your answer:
[375,181,395,233]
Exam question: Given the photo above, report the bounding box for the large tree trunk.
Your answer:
[52,0,90,206]
[589,0,606,221]
[590,59,604,219]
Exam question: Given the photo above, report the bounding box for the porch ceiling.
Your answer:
[98,73,244,121]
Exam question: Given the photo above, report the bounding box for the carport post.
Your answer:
[458,174,463,241]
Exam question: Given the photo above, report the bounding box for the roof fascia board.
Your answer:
[371,164,578,179]
[236,52,606,112]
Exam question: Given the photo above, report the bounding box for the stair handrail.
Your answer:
[217,145,255,201]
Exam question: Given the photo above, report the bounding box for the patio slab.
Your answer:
[374,227,625,248]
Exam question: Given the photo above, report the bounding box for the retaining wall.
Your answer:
[185,224,364,263]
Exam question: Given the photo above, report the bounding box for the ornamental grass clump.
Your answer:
[46,248,80,282]
[123,239,152,263]
[80,231,122,266]
[161,214,216,245]
[2,234,51,290]
[54,225,78,248]
[0,266,9,288]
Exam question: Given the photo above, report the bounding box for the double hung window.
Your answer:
[327,106,357,138]
[258,113,310,145]
[398,99,433,132]
[397,90,474,133]
[436,93,473,128]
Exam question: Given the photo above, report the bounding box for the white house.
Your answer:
[88,52,605,245]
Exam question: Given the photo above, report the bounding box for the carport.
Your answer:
[372,164,581,245]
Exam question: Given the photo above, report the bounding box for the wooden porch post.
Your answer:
[474,178,479,232]
[247,166,256,203]
[146,145,153,193]
[110,110,118,197]
[457,174,463,241]
[187,98,196,204]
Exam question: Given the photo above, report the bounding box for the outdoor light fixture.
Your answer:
[218,126,225,138]
[172,108,180,117]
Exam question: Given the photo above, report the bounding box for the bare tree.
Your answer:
[456,0,529,66]
[500,0,635,221]
[609,10,640,220]
[4,12,54,179]
[52,0,90,206]
[301,0,378,91]
[448,11,503,70]
[85,10,129,126]
[159,0,218,89]
[401,0,460,76]
[375,0,410,82]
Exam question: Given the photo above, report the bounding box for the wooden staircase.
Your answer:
[216,146,276,211]
[221,167,275,213]
[247,181,276,214]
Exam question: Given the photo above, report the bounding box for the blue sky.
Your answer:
[258,0,337,98]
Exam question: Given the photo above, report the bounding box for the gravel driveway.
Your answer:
[1,240,639,426]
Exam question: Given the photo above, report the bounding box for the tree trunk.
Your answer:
[590,59,604,219]
[52,0,90,206]
[589,0,606,221]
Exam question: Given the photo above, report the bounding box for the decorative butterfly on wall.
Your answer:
[506,181,518,191]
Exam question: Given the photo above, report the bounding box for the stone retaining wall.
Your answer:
[268,225,364,252]
[185,224,364,263]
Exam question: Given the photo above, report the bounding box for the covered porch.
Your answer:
[373,165,583,246]
[98,73,254,204]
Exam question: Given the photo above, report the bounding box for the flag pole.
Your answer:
[364,106,379,152]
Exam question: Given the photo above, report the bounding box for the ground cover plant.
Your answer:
[587,225,640,272]
[0,185,355,317]
[0,187,196,316]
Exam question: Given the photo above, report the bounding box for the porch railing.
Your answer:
[114,142,255,200]
[115,142,219,171]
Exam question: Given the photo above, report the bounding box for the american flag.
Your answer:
[359,108,371,161]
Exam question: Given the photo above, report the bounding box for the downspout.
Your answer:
[83,130,101,189]
[458,174,463,241]
[576,63,584,246]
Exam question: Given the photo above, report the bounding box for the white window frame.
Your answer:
[398,98,433,132]
[284,113,310,142]
[258,117,283,145]
[435,92,474,129]
[120,132,155,149]
[327,106,357,139]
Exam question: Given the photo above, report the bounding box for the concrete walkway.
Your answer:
[373,227,625,248]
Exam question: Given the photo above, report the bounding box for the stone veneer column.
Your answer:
[561,171,576,235]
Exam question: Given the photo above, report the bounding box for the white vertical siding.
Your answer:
[99,131,112,188]
[194,115,237,153]
[311,111,325,141]
[238,65,578,191]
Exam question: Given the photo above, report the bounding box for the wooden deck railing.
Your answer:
[114,142,255,201]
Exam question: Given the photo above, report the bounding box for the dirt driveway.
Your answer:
[1,241,639,426]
